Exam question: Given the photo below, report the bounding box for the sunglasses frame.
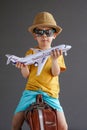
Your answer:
[33,28,56,37]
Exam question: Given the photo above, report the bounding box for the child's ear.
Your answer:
[53,33,57,39]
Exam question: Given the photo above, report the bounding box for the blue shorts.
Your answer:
[14,90,63,114]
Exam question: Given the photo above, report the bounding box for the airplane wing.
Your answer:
[29,48,49,75]
[36,56,49,76]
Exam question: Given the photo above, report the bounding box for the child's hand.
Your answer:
[15,62,26,69]
[15,62,29,78]
[51,49,62,60]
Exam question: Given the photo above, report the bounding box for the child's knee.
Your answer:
[56,111,68,130]
[12,116,18,129]
[61,123,68,130]
[12,113,24,130]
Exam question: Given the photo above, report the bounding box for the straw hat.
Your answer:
[28,12,62,36]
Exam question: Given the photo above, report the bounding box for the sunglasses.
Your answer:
[33,28,56,37]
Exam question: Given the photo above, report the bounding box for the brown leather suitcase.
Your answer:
[25,94,58,130]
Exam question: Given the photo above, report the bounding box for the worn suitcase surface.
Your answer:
[25,94,58,130]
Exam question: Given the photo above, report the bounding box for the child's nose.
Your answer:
[42,33,47,37]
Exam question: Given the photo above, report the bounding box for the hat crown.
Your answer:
[28,11,62,36]
[33,12,57,26]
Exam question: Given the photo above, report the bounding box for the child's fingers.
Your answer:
[15,62,24,69]
[51,49,62,58]
[59,50,63,55]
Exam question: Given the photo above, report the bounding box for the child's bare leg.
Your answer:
[12,112,25,130]
[57,111,68,130]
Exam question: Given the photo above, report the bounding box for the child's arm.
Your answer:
[15,62,29,78]
[51,49,62,76]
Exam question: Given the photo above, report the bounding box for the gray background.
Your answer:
[0,0,87,130]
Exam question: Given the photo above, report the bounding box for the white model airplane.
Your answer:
[5,44,72,75]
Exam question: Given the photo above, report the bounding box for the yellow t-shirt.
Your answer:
[25,48,66,98]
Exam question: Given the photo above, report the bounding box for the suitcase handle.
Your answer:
[36,94,43,103]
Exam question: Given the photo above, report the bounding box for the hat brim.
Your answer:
[28,23,62,36]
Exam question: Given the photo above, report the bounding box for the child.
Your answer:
[12,12,68,130]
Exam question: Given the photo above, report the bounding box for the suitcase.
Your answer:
[25,94,58,130]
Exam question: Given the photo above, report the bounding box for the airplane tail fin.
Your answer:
[5,54,11,65]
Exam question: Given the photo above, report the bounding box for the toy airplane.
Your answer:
[5,44,72,75]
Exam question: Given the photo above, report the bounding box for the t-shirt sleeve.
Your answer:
[58,55,66,72]
[25,49,33,56]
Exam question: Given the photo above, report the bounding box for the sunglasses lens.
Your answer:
[37,30,44,35]
[33,28,56,37]
[45,30,53,36]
